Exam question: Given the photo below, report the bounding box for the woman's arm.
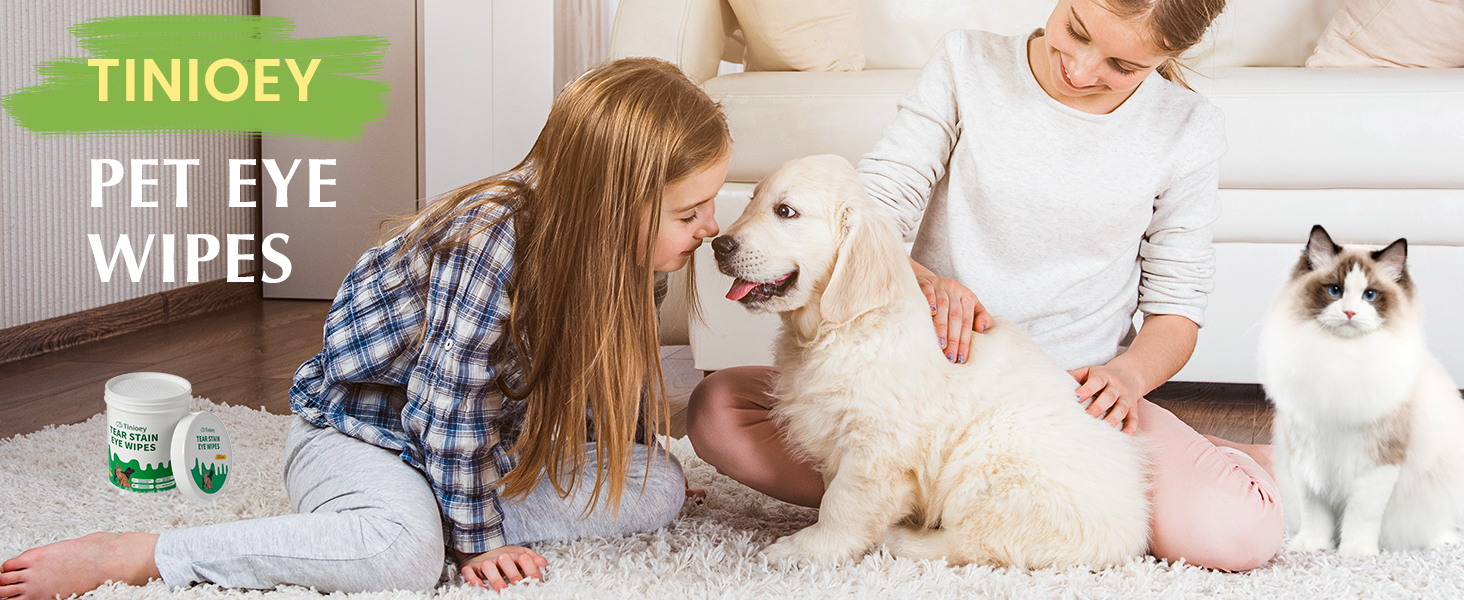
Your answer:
[1074,104,1226,434]
[1107,314,1198,397]
[859,31,969,236]
[1070,314,1197,435]
[859,32,990,359]
[1135,107,1225,329]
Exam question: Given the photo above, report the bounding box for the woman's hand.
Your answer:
[911,259,991,364]
[1068,363,1144,435]
[1066,314,1200,436]
[456,545,548,592]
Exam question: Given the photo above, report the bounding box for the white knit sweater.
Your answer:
[859,30,1225,370]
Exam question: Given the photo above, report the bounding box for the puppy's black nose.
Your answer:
[711,236,738,259]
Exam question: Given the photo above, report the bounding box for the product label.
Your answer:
[187,426,229,494]
[107,416,176,492]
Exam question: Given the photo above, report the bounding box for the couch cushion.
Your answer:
[1192,67,1464,189]
[1215,189,1464,245]
[706,66,1464,189]
[704,69,920,183]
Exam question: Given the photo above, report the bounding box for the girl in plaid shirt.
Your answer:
[1,57,729,597]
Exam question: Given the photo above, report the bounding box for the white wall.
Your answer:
[422,1,555,199]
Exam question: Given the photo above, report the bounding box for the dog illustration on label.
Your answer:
[190,458,229,494]
[113,465,135,488]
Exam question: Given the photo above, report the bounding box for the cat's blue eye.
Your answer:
[1326,284,1342,298]
[1363,289,1378,302]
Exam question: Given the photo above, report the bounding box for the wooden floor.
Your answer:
[0,298,1273,444]
[0,299,330,439]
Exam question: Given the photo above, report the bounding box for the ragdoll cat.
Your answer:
[1259,225,1464,556]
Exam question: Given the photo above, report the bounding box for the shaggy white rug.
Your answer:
[4,399,1464,600]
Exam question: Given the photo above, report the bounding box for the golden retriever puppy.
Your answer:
[711,155,1151,568]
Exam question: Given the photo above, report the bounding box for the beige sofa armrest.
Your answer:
[611,0,737,84]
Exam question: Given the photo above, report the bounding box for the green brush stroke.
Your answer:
[1,15,389,141]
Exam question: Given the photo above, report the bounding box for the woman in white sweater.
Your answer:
[690,0,1284,571]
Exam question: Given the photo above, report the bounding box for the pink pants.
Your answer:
[687,365,1284,572]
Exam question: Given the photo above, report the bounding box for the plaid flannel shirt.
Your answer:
[289,199,525,554]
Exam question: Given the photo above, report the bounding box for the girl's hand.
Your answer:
[1068,364,1143,435]
[685,476,707,500]
[457,546,548,592]
[915,272,992,364]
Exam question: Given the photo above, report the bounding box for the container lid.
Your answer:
[105,372,192,412]
[170,412,232,501]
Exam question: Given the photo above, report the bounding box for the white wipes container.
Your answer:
[105,372,192,492]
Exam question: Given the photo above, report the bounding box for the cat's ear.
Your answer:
[1304,225,1341,271]
[1371,238,1408,283]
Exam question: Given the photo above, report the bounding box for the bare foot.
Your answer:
[0,532,161,600]
[1204,434,1276,481]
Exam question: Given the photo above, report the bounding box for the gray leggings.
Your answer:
[154,417,686,592]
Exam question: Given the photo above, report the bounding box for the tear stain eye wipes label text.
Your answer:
[111,422,160,451]
[196,431,223,450]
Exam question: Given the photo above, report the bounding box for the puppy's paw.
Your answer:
[1286,532,1335,553]
[762,526,862,564]
[1426,528,1460,550]
[1337,540,1380,557]
[762,536,804,563]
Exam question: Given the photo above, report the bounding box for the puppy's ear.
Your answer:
[820,204,907,325]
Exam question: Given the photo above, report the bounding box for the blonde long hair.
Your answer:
[384,57,729,513]
[1100,0,1227,90]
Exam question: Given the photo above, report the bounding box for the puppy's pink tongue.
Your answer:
[727,279,758,301]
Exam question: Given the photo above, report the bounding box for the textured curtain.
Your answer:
[554,0,619,94]
[1,0,255,329]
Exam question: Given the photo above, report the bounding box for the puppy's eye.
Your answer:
[774,203,798,219]
[1326,284,1342,298]
[1363,289,1378,302]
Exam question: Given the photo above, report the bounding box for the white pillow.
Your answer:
[728,0,865,72]
[1307,0,1464,67]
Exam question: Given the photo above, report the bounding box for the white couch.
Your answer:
[617,0,1464,384]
